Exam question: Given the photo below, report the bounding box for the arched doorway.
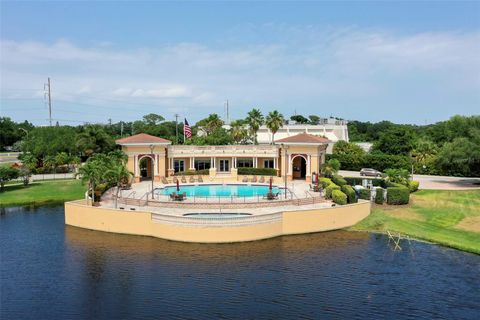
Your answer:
[291,155,307,180]
[139,156,154,181]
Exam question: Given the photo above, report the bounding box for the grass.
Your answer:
[351,189,480,254]
[0,180,85,207]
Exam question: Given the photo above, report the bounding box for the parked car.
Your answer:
[360,168,382,177]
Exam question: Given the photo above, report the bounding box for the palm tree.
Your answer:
[265,111,285,144]
[106,164,133,208]
[43,155,56,174]
[245,108,264,144]
[321,159,341,178]
[229,120,248,144]
[77,161,101,206]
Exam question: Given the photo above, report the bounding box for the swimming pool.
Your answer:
[156,184,281,198]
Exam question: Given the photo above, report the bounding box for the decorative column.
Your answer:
[306,154,312,183]
[287,154,292,175]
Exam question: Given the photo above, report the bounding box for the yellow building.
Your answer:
[116,132,329,183]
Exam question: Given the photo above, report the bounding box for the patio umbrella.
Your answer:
[269,177,273,191]
[176,179,180,192]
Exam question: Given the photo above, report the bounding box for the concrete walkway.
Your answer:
[339,170,480,190]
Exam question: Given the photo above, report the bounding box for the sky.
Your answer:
[1,1,479,126]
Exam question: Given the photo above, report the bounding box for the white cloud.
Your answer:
[1,27,479,123]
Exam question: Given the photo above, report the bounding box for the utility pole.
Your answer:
[120,122,124,137]
[175,114,179,144]
[45,77,52,126]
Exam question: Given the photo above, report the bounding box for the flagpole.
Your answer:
[183,117,186,144]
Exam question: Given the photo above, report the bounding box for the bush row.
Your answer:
[341,185,357,204]
[344,177,387,188]
[326,153,412,172]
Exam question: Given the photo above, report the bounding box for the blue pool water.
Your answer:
[157,184,280,197]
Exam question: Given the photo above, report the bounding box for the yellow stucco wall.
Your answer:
[65,200,371,243]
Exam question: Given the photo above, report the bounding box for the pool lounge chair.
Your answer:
[189,176,195,183]
[250,176,257,183]
[181,176,187,183]
[258,176,265,183]
[197,175,204,183]
[172,177,179,184]
[161,176,170,184]
[242,176,248,183]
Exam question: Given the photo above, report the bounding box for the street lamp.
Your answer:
[282,143,288,199]
[149,144,154,199]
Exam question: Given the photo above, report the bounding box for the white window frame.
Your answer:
[264,159,274,169]
[174,160,185,173]
[219,159,230,172]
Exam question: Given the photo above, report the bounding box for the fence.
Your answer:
[117,188,326,209]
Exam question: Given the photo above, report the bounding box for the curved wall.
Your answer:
[64,200,370,243]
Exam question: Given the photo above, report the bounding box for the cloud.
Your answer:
[1,27,479,124]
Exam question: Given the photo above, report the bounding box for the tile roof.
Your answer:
[115,133,171,145]
[275,132,330,144]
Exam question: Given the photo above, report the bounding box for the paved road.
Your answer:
[339,170,480,190]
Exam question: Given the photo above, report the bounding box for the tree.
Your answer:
[372,127,417,155]
[308,115,320,125]
[19,153,38,171]
[0,117,34,151]
[411,138,438,174]
[245,108,264,144]
[142,113,165,126]
[75,125,115,156]
[106,164,133,208]
[436,130,480,177]
[229,120,249,144]
[333,141,365,157]
[265,111,285,144]
[43,155,57,173]
[290,115,309,124]
[21,126,78,159]
[0,165,19,191]
[18,167,31,186]
[77,161,101,205]
[187,128,233,146]
[384,168,410,185]
[321,159,341,178]
[195,114,224,136]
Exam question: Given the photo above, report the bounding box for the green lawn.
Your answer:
[351,189,480,254]
[0,180,85,207]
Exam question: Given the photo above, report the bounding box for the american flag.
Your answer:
[184,118,192,139]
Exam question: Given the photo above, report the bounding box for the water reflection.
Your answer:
[1,206,479,320]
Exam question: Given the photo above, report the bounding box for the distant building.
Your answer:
[256,118,349,153]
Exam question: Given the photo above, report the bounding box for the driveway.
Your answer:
[339,170,480,190]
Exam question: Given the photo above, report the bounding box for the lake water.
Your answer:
[1,205,479,320]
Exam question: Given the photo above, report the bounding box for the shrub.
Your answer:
[332,174,347,186]
[178,169,209,176]
[318,177,333,188]
[332,190,347,205]
[374,188,384,204]
[237,167,277,176]
[326,153,412,172]
[408,180,419,193]
[325,183,341,199]
[358,188,371,200]
[386,187,410,205]
[341,185,357,204]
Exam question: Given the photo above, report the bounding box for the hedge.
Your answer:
[177,169,209,176]
[237,167,277,176]
[341,185,357,204]
[358,188,371,200]
[325,183,341,199]
[374,188,384,204]
[408,180,419,193]
[332,190,347,205]
[332,174,347,186]
[386,187,410,205]
[344,177,386,188]
[326,153,411,172]
[318,177,333,188]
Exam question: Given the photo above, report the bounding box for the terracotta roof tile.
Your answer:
[275,132,330,144]
[115,133,171,145]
